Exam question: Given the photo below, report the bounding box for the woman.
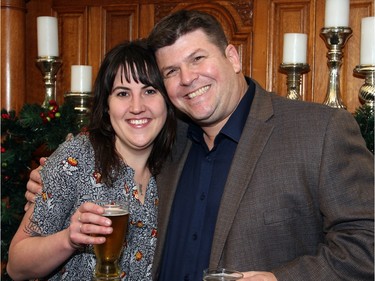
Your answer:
[6,40,176,280]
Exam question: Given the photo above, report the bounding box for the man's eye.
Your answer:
[194,56,204,62]
[164,68,178,78]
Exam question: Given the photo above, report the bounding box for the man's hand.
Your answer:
[240,271,277,281]
[24,157,47,211]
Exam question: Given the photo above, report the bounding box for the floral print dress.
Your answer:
[31,133,158,280]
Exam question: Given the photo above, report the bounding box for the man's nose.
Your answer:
[179,65,198,86]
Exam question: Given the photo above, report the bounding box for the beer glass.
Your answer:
[203,268,244,281]
[93,200,129,281]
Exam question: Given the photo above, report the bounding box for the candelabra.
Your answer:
[36,56,62,108]
[353,65,375,109]
[320,27,352,109]
[64,91,92,128]
[279,63,310,100]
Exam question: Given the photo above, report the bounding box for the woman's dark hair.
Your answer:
[148,9,228,54]
[88,40,176,185]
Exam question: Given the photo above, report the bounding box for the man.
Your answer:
[26,10,374,281]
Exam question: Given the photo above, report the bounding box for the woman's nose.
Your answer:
[130,96,145,113]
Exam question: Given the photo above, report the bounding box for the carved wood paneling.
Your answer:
[1,0,27,112]
[270,0,313,101]
[9,0,373,112]
[253,0,374,112]
[154,1,253,76]
[52,7,88,102]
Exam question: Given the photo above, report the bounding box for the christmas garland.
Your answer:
[354,104,374,153]
[1,100,84,279]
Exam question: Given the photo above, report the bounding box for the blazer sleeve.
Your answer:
[272,109,374,281]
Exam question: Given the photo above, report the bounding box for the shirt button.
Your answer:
[192,233,198,240]
[200,193,206,200]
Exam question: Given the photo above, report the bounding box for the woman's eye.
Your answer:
[116,91,129,97]
[145,88,157,95]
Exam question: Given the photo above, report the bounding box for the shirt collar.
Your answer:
[188,77,255,144]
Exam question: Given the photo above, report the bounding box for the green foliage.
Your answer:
[354,104,374,153]
[1,100,84,280]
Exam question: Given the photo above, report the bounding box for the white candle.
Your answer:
[282,33,307,64]
[324,0,350,27]
[71,65,93,92]
[37,16,59,57]
[360,17,375,65]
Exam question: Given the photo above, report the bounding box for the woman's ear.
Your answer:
[225,44,242,74]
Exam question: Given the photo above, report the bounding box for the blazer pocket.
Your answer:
[263,205,314,225]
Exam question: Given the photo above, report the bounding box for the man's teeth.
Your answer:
[130,119,148,125]
[188,85,209,99]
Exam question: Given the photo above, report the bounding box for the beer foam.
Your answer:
[103,208,129,216]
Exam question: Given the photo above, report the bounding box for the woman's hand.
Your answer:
[67,202,113,249]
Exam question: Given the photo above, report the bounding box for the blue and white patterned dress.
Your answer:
[31,133,158,280]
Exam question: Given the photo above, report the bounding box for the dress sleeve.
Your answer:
[32,136,84,236]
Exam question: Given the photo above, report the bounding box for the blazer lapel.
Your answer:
[209,82,275,268]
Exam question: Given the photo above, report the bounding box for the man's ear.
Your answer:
[225,44,242,73]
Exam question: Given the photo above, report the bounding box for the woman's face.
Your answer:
[108,67,167,156]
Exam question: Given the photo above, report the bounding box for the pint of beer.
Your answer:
[93,200,129,281]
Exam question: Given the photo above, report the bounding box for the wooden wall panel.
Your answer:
[1,0,27,112]
[5,0,373,113]
[269,0,313,100]
[253,0,374,112]
[103,5,139,50]
[154,1,253,76]
[53,8,88,103]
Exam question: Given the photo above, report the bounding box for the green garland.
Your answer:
[354,104,374,153]
[1,100,84,280]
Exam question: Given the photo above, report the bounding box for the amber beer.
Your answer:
[93,201,129,281]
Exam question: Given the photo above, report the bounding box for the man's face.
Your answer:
[154,29,243,129]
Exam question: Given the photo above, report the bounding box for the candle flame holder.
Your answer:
[64,91,92,128]
[279,63,310,100]
[320,27,352,109]
[353,65,375,109]
[36,56,62,108]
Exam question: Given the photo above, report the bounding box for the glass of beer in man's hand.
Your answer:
[93,200,129,281]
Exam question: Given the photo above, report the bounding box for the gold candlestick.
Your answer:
[64,91,92,128]
[279,63,310,100]
[36,56,62,108]
[353,65,375,109]
[320,27,352,109]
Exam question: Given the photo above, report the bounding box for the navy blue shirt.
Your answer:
[158,79,255,281]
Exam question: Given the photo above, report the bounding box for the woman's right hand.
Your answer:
[68,202,113,249]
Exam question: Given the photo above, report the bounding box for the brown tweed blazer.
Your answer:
[153,79,374,281]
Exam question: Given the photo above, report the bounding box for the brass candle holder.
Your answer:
[64,91,92,128]
[279,63,310,100]
[36,56,62,108]
[353,65,375,109]
[320,27,352,109]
